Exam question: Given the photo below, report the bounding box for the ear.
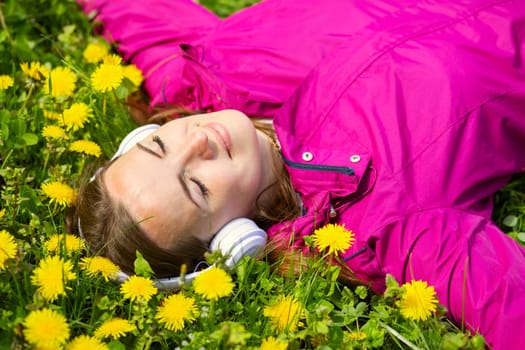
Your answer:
[209,218,267,268]
[111,124,160,160]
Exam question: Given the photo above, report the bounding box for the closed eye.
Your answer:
[191,177,209,197]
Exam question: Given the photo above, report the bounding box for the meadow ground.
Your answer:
[0,1,523,349]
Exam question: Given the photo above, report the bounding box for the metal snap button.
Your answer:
[350,154,361,163]
[302,152,313,161]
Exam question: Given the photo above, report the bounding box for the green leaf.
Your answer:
[355,285,368,299]
[314,320,330,335]
[134,250,154,278]
[315,299,335,315]
[469,334,486,350]
[0,110,10,141]
[503,215,519,228]
[107,340,126,350]
[327,327,344,347]
[225,322,251,346]
[96,296,113,311]
[362,319,385,348]
[21,133,38,146]
[442,332,468,350]
[384,273,401,299]
[517,232,525,243]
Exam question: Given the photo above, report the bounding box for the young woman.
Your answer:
[73,0,525,348]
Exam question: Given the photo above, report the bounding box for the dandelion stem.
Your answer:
[208,299,215,328]
[144,336,153,350]
[1,148,14,169]
[42,148,50,178]
[0,5,14,47]
[20,84,35,112]
[128,300,133,320]
[112,88,125,113]
[8,263,24,308]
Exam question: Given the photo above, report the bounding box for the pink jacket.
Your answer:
[80,0,525,348]
[270,3,525,349]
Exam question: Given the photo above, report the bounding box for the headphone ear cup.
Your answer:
[117,218,266,291]
[209,218,267,268]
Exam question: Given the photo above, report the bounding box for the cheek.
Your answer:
[211,172,259,213]
[224,162,261,192]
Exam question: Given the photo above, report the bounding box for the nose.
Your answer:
[183,130,214,161]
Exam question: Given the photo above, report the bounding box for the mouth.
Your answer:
[204,122,232,159]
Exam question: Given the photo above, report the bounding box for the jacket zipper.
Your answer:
[283,157,355,176]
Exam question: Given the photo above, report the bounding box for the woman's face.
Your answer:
[103,110,276,249]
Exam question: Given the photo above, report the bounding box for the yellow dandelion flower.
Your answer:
[83,42,109,64]
[102,54,122,65]
[0,75,14,90]
[345,330,366,342]
[45,234,85,254]
[263,295,303,332]
[261,336,288,350]
[123,65,144,87]
[62,102,91,131]
[69,140,102,157]
[42,125,66,140]
[312,223,355,255]
[156,293,198,332]
[44,66,77,98]
[0,230,17,271]
[399,280,439,321]
[91,63,123,93]
[24,308,70,348]
[193,266,234,300]
[31,255,76,301]
[20,62,47,81]
[0,208,5,219]
[67,335,108,350]
[41,181,77,207]
[120,275,158,302]
[38,65,51,79]
[80,256,120,281]
[95,318,136,339]
[43,110,62,120]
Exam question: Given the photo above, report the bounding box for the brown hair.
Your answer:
[67,109,301,278]
[69,99,360,286]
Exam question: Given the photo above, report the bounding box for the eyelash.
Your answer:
[152,135,165,152]
[191,177,209,197]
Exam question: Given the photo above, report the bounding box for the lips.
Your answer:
[205,122,232,158]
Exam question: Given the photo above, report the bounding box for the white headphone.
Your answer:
[83,124,268,290]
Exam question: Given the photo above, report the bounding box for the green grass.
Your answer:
[0,0,523,349]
